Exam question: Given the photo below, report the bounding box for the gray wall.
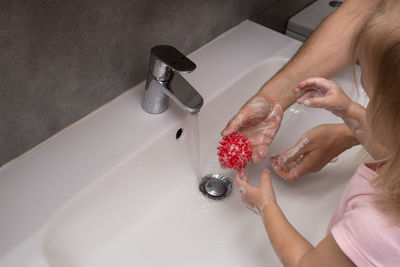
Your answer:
[0,0,314,167]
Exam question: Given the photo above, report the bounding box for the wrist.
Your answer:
[341,100,356,117]
[258,86,297,111]
[262,202,279,217]
[335,123,360,149]
[258,76,300,111]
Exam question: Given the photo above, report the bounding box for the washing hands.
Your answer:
[270,124,359,181]
[295,77,368,139]
[230,80,365,267]
[295,77,354,116]
[221,95,283,163]
[293,77,387,160]
[235,169,277,216]
[268,78,365,181]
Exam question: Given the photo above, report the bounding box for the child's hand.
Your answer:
[294,78,353,117]
[221,95,283,163]
[235,169,276,215]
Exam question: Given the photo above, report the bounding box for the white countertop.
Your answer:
[0,20,302,266]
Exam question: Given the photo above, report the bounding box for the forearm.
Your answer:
[343,103,388,159]
[262,204,313,267]
[259,0,380,110]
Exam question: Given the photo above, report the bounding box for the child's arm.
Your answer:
[236,171,355,267]
[295,77,388,160]
[343,102,387,159]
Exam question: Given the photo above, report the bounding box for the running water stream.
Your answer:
[192,113,201,178]
[186,113,201,179]
[186,112,233,181]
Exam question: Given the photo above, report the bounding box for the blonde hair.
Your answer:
[351,0,400,222]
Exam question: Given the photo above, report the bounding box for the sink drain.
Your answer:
[199,174,232,200]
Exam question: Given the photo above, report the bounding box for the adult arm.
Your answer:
[260,0,382,110]
[222,0,381,164]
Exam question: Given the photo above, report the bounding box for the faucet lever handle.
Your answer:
[150,45,196,80]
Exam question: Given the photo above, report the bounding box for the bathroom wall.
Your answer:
[0,0,315,167]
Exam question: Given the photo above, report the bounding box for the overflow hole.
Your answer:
[329,1,343,8]
[176,128,183,140]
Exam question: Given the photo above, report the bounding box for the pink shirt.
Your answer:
[327,160,400,266]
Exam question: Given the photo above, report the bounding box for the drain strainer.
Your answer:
[199,174,232,200]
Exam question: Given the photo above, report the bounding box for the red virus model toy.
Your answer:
[217,133,253,170]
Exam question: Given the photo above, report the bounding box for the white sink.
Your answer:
[41,56,366,266]
[0,21,368,267]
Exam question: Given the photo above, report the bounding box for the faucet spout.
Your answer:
[142,45,203,114]
[166,72,204,113]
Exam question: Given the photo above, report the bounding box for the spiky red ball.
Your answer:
[217,133,253,170]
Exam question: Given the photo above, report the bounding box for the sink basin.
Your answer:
[41,56,366,267]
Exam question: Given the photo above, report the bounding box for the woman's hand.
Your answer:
[295,78,353,117]
[221,95,283,163]
[269,124,359,181]
[235,169,277,215]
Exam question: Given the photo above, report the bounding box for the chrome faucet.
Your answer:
[142,45,204,114]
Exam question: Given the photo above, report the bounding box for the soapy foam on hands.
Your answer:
[279,136,309,165]
[254,105,282,160]
[231,97,283,160]
[246,204,262,216]
[343,116,366,139]
[344,117,359,130]
[271,157,300,180]
[240,104,282,155]
[241,196,266,217]
[269,136,308,180]
[258,105,282,144]
[299,82,367,141]
[245,204,265,217]
[236,97,270,129]
[238,186,246,195]
[246,97,270,117]
[354,129,364,138]
[300,79,367,140]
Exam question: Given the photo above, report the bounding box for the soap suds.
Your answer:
[238,186,246,195]
[237,103,283,161]
[354,129,364,138]
[279,136,309,165]
[246,204,262,216]
[245,204,265,217]
[344,117,360,130]
[271,154,300,181]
